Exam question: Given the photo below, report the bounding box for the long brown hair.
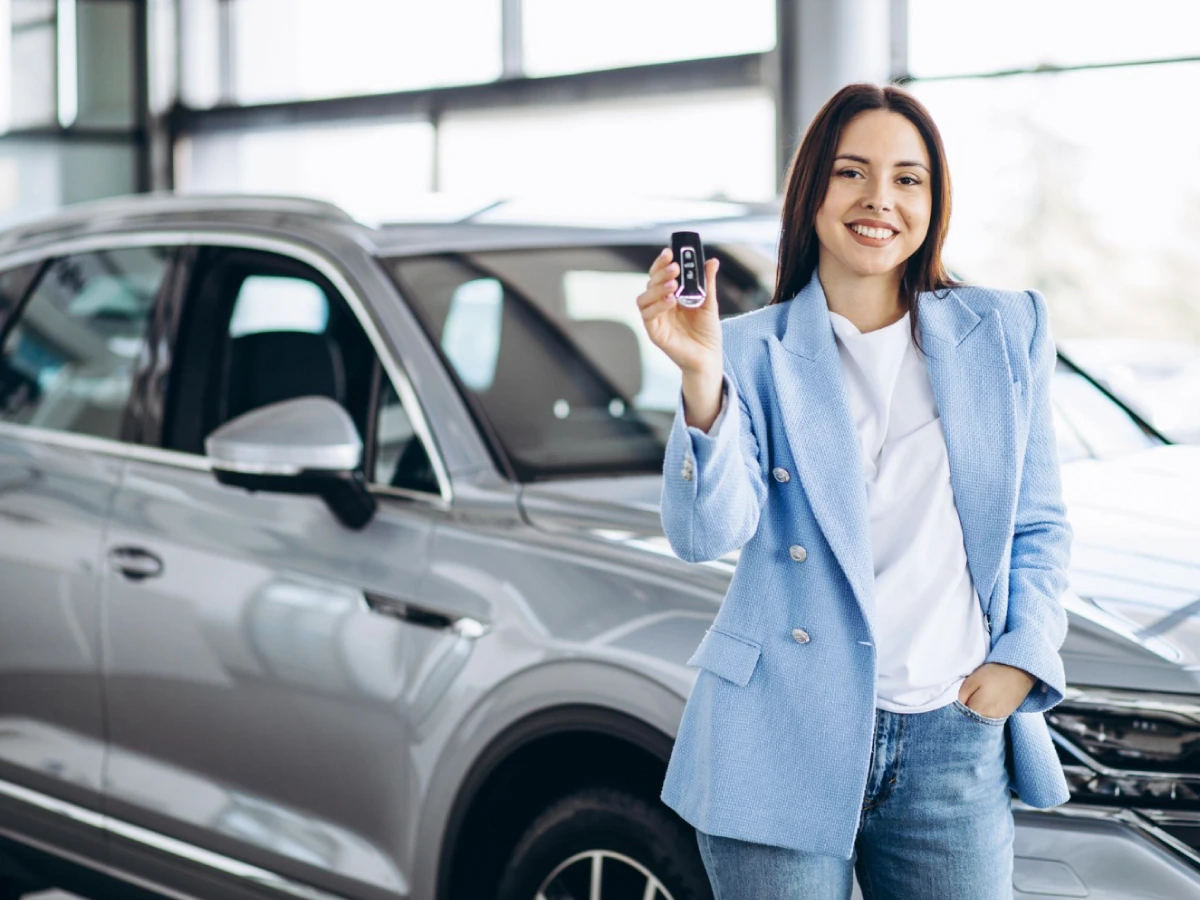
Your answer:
[770,82,958,353]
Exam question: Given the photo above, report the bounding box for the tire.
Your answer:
[496,786,713,900]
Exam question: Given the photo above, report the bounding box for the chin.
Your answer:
[843,254,904,279]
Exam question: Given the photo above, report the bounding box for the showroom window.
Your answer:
[906,0,1200,444]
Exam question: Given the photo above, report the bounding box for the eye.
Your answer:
[897,174,922,186]
[837,168,864,179]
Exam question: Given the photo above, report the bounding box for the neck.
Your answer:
[817,256,908,334]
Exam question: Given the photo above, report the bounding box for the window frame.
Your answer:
[0,231,452,505]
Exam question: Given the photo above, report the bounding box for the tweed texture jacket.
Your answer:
[658,271,1073,859]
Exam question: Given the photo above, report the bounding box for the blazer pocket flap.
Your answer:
[687,628,762,687]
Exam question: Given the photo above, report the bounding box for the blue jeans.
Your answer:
[696,701,1015,899]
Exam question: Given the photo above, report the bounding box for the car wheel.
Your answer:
[496,786,713,900]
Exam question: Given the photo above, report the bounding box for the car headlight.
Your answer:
[1048,686,1200,851]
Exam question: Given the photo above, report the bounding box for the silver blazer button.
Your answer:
[792,628,811,644]
[772,467,790,483]
[788,544,807,562]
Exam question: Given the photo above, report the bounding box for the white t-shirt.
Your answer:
[827,307,989,713]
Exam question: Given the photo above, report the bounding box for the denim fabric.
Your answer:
[695,702,1015,900]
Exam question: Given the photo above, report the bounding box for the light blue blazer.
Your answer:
[659,271,1072,859]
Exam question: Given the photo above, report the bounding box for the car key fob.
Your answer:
[670,231,707,308]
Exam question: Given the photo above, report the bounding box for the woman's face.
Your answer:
[814,109,933,283]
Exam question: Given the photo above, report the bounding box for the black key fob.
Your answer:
[671,231,707,308]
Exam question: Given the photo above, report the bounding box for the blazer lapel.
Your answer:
[765,275,1019,634]
[767,275,876,630]
[918,288,1018,613]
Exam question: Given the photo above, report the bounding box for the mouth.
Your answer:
[845,222,898,247]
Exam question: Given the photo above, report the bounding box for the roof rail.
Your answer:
[0,192,357,247]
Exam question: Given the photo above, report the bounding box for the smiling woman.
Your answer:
[637,82,1074,900]
[771,83,958,350]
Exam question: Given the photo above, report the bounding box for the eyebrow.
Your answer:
[835,154,929,172]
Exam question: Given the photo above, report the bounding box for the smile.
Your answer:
[846,223,898,246]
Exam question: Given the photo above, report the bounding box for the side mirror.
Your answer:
[205,397,377,530]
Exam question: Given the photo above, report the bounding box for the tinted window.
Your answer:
[0,248,169,439]
[388,245,771,480]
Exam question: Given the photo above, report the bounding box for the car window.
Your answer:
[166,247,437,495]
[0,248,170,440]
[374,378,438,492]
[387,245,772,481]
[1050,358,1160,462]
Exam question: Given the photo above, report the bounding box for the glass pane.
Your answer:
[231,0,501,104]
[373,377,437,493]
[439,89,777,201]
[388,242,774,480]
[0,247,170,439]
[147,0,177,114]
[1061,338,1200,445]
[0,141,134,228]
[75,0,135,128]
[523,0,775,76]
[909,0,1200,78]
[175,119,435,219]
[1051,360,1158,460]
[8,20,55,128]
[179,0,220,108]
[441,278,502,391]
[910,63,1200,442]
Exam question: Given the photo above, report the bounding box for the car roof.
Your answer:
[0,192,784,258]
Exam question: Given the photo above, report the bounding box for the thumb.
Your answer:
[704,257,720,312]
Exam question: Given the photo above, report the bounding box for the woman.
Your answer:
[636,83,1072,899]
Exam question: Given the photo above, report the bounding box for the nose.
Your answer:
[861,176,893,212]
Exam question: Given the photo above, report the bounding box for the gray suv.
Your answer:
[0,194,1197,900]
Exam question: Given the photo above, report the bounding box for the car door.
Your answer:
[0,246,173,853]
[101,239,454,900]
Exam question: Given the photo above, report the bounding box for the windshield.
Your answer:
[388,243,1163,481]
[387,243,773,480]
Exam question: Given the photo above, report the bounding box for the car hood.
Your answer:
[521,444,1200,695]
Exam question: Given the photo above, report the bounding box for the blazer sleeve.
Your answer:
[660,364,768,563]
[985,289,1073,714]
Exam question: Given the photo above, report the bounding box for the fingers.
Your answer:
[958,670,977,704]
[649,246,673,276]
[702,257,720,312]
[648,262,678,291]
[639,294,677,322]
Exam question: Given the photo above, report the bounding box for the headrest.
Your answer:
[225,331,345,423]
[566,319,643,401]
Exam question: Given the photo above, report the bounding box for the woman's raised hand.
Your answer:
[637,248,725,431]
[636,248,722,378]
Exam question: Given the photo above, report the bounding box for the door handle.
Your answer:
[363,591,488,638]
[107,546,164,582]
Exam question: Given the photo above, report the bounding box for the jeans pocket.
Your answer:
[953,698,1008,727]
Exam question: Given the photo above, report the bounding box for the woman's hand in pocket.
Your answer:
[958,662,1036,719]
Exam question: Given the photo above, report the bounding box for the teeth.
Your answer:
[850,224,895,240]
